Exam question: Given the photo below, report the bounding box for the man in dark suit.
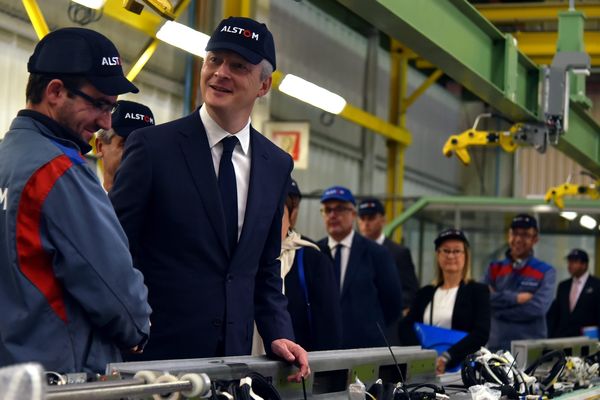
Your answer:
[317,186,403,349]
[110,16,308,381]
[547,249,600,338]
[357,198,419,311]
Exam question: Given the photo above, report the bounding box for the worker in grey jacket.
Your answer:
[0,28,151,374]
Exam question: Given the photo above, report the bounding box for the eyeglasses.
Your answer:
[66,87,117,114]
[320,206,353,215]
[438,248,465,256]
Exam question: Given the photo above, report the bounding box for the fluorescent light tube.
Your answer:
[279,74,347,114]
[71,0,106,9]
[156,21,210,58]
[560,211,577,221]
[579,215,597,230]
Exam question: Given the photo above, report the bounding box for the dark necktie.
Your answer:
[219,136,239,253]
[333,244,342,290]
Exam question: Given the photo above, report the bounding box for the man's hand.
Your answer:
[516,292,533,304]
[435,356,447,375]
[271,338,310,382]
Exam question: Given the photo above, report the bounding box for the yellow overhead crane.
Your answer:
[545,172,600,209]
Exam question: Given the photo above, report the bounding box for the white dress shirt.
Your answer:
[423,286,459,329]
[571,271,590,309]
[375,233,385,245]
[200,106,251,239]
[327,230,355,288]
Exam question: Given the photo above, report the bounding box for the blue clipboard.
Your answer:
[414,322,467,372]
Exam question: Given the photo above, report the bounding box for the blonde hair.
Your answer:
[433,241,471,286]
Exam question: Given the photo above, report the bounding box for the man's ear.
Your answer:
[95,138,104,158]
[45,79,67,106]
[257,75,272,98]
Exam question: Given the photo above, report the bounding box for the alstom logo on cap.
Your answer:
[220,25,259,41]
[101,57,121,66]
[125,112,154,124]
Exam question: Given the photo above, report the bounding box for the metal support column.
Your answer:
[386,40,408,241]
[360,28,379,195]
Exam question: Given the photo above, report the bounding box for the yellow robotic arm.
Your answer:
[442,113,530,165]
[545,182,600,209]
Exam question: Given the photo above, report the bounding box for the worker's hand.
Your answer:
[517,292,533,304]
[271,338,310,382]
[435,356,447,375]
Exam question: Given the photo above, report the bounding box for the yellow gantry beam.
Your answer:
[272,71,411,145]
[476,2,600,23]
[21,0,49,39]
[515,31,600,66]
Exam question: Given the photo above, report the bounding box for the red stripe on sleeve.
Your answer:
[519,265,544,280]
[16,155,73,323]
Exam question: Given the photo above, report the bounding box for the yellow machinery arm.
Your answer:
[545,182,600,209]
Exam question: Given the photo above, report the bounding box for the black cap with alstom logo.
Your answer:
[27,27,138,96]
[434,228,469,249]
[111,100,155,139]
[510,213,538,231]
[205,16,276,70]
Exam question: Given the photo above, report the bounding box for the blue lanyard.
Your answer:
[296,248,313,335]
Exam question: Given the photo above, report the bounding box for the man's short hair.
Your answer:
[25,74,86,104]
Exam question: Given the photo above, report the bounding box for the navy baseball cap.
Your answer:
[320,186,355,205]
[434,228,469,249]
[510,213,538,230]
[27,27,138,96]
[205,16,276,70]
[567,249,589,263]
[111,100,155,139]
[358,198,385,217]
[288,179,301,199]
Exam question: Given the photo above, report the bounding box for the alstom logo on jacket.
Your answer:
[220,25,259,40]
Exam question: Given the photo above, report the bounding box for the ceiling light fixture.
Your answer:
[156,21,210,58]
[71,0,106,9]
[559,211,577,221]
[278,74,347,114]
[579,215,597,230]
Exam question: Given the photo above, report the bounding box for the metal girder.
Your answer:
[103,0,162,37]
[337,0,600,175]
[337,0,541,122]
[476,2,600,23]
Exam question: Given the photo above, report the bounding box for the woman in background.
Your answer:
[399,229,490,374]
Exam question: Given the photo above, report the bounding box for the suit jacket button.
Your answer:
[212,319,222,327]
[226,274,233,283]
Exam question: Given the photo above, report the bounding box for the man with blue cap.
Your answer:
[484,213,555,351]
[0,27,151,374]
[317,185,403,349]
[110,17,309,381]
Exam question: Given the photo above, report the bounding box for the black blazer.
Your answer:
[110,109,294,360]
[382,238,419,308]
[399,281,490,369]
[547,275,600,338]
[284,245,342,351]
[318,232,403,349]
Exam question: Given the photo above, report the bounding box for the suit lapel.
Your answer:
[342,233,363,298]
[234,128,268,257]
[176,111,229,257]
